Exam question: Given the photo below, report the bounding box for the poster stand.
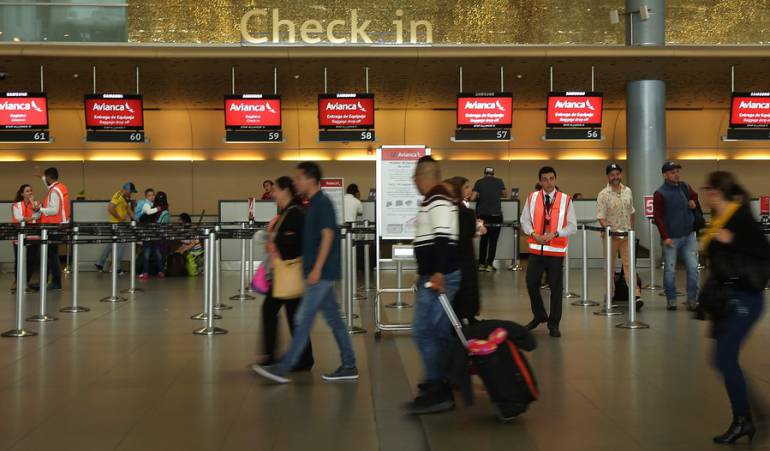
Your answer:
[373,145,430,338]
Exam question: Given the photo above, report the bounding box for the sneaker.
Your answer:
[635,300,644,312]
[686,302,699,312]
[487,264,496,272]
[478,264,486,272]
[24,286,39,294]
[138,273,150,280]
[117,270,127,276]
[667,303,678,311]
[251,364,290,384]
[157,272,165,279]
[94,264,105,273]
[321,366,359,382]
[404,383,455,415]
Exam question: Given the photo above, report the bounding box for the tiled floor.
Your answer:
[0,266,768,451]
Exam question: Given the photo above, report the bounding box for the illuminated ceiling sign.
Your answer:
[240,8,433,45]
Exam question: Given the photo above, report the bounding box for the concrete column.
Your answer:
[626,0,666,253]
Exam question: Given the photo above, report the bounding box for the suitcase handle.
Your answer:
[425,283,468,347]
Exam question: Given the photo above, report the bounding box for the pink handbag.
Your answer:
[251,263,271,295]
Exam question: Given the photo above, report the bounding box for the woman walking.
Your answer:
[698,171,770,444]
[260,176,314,370]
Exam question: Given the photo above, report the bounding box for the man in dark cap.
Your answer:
[653,161,701,311]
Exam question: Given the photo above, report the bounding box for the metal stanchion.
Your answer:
[63,241,72,275]
[230,223,255,301]
[192,229,221,321]
[122,221,142,294]
[213,226,231,310]
[643,218,662,290]
[28,229,58,322]
[595,226,622,316]
[60,227,89,313]
[100,231,128,303]
[509,227,523,271]
[572,225,599,307]
[3,230,37,337]
[363,241,371,292]
[352,239,366,300]
[247,220,255,290]
[386,260,412,308]
[618,230,649,329]
[194,229,227,335]
[563,244,579,298]
[346,229,366,334]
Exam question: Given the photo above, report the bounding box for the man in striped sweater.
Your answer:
[405,156,461,415]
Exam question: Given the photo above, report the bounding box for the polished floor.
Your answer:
[0,264,768,451]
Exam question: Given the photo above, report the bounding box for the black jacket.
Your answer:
[454,204,480,320]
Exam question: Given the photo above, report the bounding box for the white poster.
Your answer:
[320,178,345,225]
[377,146,430,240]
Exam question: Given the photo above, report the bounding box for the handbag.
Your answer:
[251,261,271,295]
[270,205,305,300]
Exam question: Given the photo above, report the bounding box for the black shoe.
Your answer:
[525,318,547,331]
[713,415,755,444]
[94,264,104,273]
[548,327,561,338]
[117,270,127,276]
[667,304,678,311]
[404,383,455,415]
[635,300,644,312]
[686,302,699,312]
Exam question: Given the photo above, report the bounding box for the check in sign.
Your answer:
[644,195,654,218]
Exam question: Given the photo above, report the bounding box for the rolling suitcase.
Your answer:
[436,291,539,422]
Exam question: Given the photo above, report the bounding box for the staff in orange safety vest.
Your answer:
[32,167,70,290]
[519,166,577,338]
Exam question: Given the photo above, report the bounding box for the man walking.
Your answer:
[252,162,358,383]
[33,167,70,290]
[597,163,642,308]
[95,182,136,273]
[472,167,506,271]
[653,161,701,311]
[404,155,461,415]
[520,166,577,338]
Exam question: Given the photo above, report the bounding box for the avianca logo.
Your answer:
[0,100,44,112]
[464,100,506,111]
[395,152,420,158]
[739,100,770,109]
[326,101,366,111]
[554,99,596,110]
[92,102,135,113]
[229,101,276,113]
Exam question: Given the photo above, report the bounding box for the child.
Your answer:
[135,188,159,222]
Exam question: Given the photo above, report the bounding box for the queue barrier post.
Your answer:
[213,225,232,311]
[643,218,662,290]
[192,229,222,321]
[122,221,143,294]
[28,229,58,322]
[60,226,90,313]
[100,225,127,303]
[617,230,650,329]
[247,219,255,291]
[352,236,366,301]
[195,229,228,335]
[345,228,366,334]
[509,226,523,271]
[563,243,579,298]
[230,223,255,301]
[2,229,38,337]
[595,226,622,316]
[386,260,412,309]
[572,225,600,307]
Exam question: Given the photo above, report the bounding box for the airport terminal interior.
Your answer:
[2,1,770,450]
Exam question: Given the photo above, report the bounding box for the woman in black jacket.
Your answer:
[699,171,770,444]
[446,177,487,324]
[260,176,314,370]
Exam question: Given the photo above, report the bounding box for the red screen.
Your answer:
[730,94,770,128]
[318,95,374,128]
[225,96,281,129]
[546,93,603,127]
[85,96,143,129]
[456,94,512,128]
[0,94,48,129]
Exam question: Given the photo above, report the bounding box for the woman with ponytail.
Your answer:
[699,171,770,444]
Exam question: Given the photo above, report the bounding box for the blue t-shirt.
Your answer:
[303,191,341,280]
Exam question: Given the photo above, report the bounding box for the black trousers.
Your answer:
[478,214,503,265]
[526,253,564,328]
[13,243,39,285]
[47,244,61,286]
[261,290,314,369]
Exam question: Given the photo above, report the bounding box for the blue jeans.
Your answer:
[142,242,163,274]
[97,243,126,269]
[276,279,356,372]
[714,290,764,416]
[662,232,699,303]
[413,271,461,384]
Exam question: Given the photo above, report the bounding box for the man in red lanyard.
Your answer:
[33,167,70,290]
[519,166,577,338]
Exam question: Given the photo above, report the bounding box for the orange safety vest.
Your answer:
[40,181,70,224]
[11,200,35,224]
[526,190,571,257]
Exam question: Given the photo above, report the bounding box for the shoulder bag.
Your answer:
[271,206,305,300]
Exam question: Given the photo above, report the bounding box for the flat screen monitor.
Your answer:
[84,94,144,130]
[456,92,513,128]
[546,91,603,128]
[318,93,374,129]
[0,92,48,129]
[224,94,282,130]
[730,92,770,128]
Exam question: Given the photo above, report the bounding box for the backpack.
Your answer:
[165,253,187,277]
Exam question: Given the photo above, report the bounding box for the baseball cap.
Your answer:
[661,161,682,173]
[606,163,622,174]
[123,182,137,193]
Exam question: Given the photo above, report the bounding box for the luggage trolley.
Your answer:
[374,244,416,339]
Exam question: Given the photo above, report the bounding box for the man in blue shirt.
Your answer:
[253,162,358,384]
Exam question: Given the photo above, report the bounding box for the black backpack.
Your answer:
[165,253,186,277]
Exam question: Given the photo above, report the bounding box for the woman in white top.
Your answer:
[10,184,40,293]
[343,184,363,224]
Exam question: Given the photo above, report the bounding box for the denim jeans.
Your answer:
[97,243,126,269]
[662,232,699,303]
[276,279,356,372]
[714,290,764,416]
[142,242,163,274]
[413,271,461,384]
